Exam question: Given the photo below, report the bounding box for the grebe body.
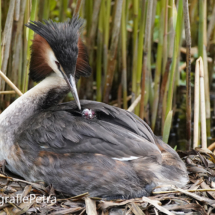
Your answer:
[0,18,188,199]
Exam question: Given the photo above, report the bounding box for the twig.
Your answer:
[127,95,141,112]
[153,188,215,195]
[0,70,23,96]
[172,186,215,207]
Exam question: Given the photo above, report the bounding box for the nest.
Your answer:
[0,148,214,215]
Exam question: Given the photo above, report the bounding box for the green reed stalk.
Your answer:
[24,0,38,92]
[183,0,192,149]
[136,0,146,115]
[88,0,102,65]
[121,0,127,109]
[132,0,138,109]
[161,0,175,132]
[198,0,204,58]
[59,0,68,22]
[165,0,183,119]
[96,1,104,102]
[163,110,173,143]
[162,0,168,76]
[22,0,30,92]
[85,0,93,36]
[140,0,153,119]
[151,0,165,131]
[103,0,111,77]
[43,0,50,20]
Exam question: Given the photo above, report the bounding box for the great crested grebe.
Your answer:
[0,17,188,199]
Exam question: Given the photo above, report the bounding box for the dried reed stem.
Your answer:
[199,58,207,148]
[0,91,15,95]
[0,71,23,96]
[127,95,141,112]
[193,58,200,148]
[1,0,15,91]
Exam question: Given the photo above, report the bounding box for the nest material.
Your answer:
[0,148,214,215]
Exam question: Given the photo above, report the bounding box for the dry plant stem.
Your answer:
[140,0,153,119]
[183,0,192,150]
[0,91,15,95]
[199,58,207,148]
[74,0,83,16]
[0,0,15,91]
[103,0,123,103]
[203,47,211,130]
[127,94,141,112]
[85,197,97,215]
[208,142,215,151]
[172,187,215,207]
[0,71,22,96]
[15,0,20,21]
[142,197,174,215]
[153,188,215,195]
[193,59,200,149]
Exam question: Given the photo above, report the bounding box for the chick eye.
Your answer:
[55,61,60,69]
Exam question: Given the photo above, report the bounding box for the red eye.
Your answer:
[55,61,60,68]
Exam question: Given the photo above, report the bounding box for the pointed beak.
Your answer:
[68,74,81,110]
[59,68,81,110]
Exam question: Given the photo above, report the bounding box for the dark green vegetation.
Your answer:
[0,0,215,150]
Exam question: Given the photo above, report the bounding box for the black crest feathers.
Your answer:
[26,17,91,81]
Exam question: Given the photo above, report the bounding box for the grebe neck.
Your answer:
[0,74,69,132]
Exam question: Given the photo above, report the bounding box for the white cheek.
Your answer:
[46,49,63,78]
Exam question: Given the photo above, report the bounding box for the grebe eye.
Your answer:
[55,61,60,68]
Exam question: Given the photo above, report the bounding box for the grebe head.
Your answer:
[25,17,91,110]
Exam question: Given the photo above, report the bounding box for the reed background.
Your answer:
[0,0,215,150]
